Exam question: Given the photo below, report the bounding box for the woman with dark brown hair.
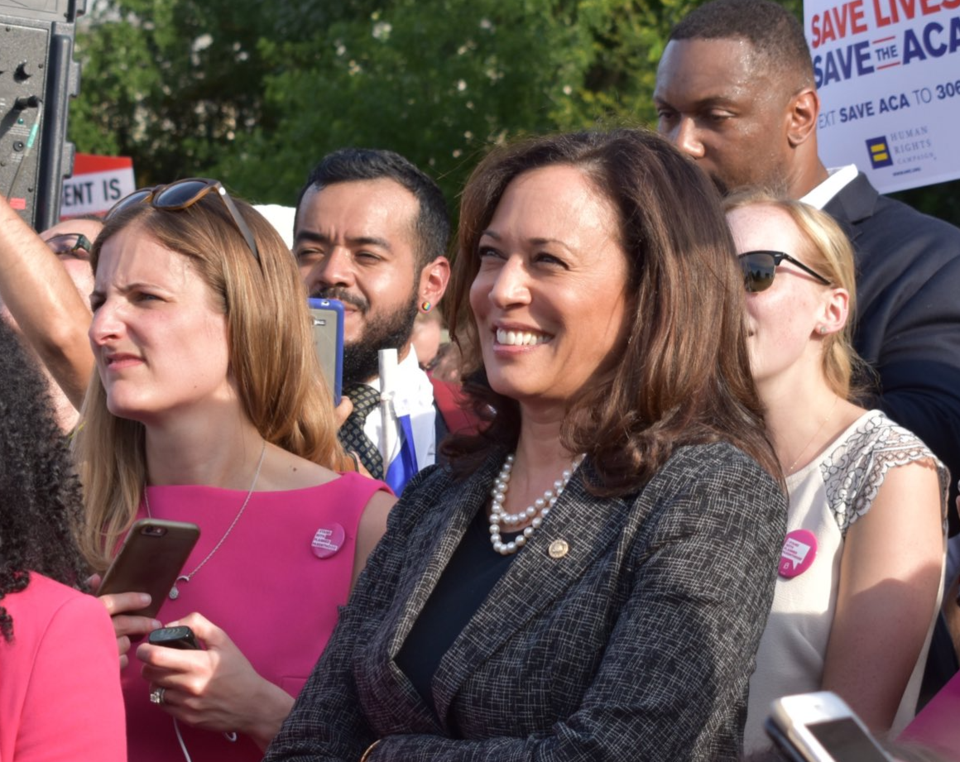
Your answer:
[265,129,788,762]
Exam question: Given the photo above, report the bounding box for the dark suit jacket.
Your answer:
[825,174,960,529]
[266,442,787,762]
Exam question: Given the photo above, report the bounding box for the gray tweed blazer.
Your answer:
[266,441,787,762]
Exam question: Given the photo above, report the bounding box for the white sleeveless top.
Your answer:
[743,409,949,753]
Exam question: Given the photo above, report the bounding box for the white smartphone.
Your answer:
[766,692,894,762]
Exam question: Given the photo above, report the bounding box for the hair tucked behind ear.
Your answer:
[444,128,781,495]
[723,190,871,401]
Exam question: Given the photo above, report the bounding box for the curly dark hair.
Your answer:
[0,321,89,642]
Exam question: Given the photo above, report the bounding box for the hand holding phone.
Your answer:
[136,613,287,745]
[98,519,200,619]
[94,574,163,670]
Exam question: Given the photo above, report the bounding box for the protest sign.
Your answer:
[804,0,960,192]
[60,154,135,218]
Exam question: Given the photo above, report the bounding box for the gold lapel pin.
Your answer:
[548,539,569,559]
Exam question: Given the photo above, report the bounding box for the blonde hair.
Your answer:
[75,193,347,571]
[724,190,866,400]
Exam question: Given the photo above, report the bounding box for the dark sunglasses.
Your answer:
[45,232,93,259]
[106,178,260,266]
[739,250,832,293]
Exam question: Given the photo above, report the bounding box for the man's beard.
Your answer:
[712,168,789,198]
[312,287,419,385]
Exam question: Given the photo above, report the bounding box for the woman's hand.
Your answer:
[137,612,295,751]
[333,398,374,477]
[90,573,163,670]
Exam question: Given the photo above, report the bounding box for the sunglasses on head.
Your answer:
[45,232,93,259]
[106,178,261,267]
[738,250,832,293]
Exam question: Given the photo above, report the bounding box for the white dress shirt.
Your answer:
[800,163,859,209]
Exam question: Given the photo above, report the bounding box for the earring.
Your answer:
[420,300,432,313]
[818,326,827,334]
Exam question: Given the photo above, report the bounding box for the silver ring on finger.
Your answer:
[149,686,166,705]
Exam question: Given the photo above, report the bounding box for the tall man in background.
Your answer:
[653,0,960,702]
[653,0,960,521]
[294,149,452,492]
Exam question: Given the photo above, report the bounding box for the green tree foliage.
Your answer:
[216,0,624,205]
[70,0,959,226]
[72,0,285,186]
[73,0,706,206]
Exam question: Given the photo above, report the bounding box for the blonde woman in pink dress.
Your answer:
[73,180,394,761]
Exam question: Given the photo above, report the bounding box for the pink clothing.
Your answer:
[123,472,387,762]
[0,573,126,762]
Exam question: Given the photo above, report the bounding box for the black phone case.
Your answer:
[148,626,200,650]
[98,519,200,618]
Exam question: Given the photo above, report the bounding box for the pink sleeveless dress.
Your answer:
[122,472,388,762]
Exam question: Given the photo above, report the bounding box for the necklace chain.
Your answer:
[488,453,584,556]
[143,441,267,599]
[786,397,840,475]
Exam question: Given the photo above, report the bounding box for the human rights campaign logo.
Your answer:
[866,137,893,169]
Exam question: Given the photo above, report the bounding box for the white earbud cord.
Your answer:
[172,718,238,762]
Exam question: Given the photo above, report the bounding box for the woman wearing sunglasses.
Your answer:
[73,179,394,761]
[725,192,948,754]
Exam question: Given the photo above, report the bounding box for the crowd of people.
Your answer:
[1,0,959,760]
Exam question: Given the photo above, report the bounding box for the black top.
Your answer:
[395,507,518,711]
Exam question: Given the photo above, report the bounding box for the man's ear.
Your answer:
[418,256,451,307]
[786,87,820,148]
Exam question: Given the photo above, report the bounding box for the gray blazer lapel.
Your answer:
[361,460,500,732]
[431,462,632,725]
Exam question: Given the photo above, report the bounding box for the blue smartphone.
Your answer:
[307,298,344,406]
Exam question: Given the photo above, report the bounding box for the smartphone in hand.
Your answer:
[148,626,200,650]
[308,298,344,406]
[98,519,200,618]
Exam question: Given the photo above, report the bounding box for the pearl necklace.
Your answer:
[488,453,584,556]
[144,440,267,599]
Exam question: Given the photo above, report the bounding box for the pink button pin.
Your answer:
[311,523,345,559]
[778,529,817,578]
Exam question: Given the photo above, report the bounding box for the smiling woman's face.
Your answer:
[468,165,631,414]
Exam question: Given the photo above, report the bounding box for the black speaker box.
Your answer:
[0,0,84,230]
